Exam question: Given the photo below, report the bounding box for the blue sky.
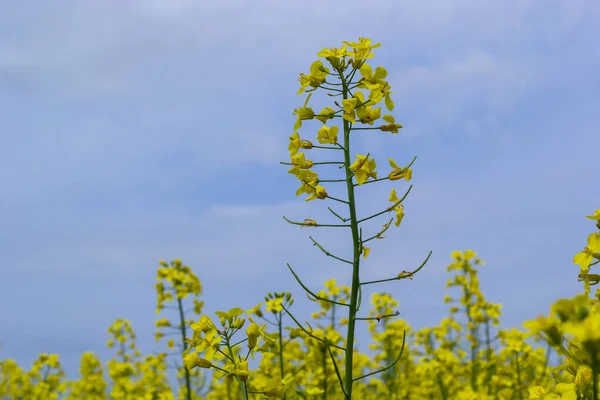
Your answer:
[1,0,599,379]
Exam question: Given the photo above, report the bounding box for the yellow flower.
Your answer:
[246,322,260,350]
[196,334,221,362]
[463,249,477,260]
[388,189,405,227]
[384,93,395,112]
[393,205,405,227]
[317,46,348,69]
[246,319,272,353]
[316,125,339,144]
[215,307,244,325]
[555,383,578,400]
[266,298,284,313]
[293,94,315,130]
[573,232,600,271]
[380,114,402,133]
[362,246,371,259]
[350,154,377,185]
[324,279,341,297]
[354,91,381,125]
[155,318,171,328]
[315,106,336,124]
[193,299,204,314]
[562,314,600,345]
[288,152,314,172]
[297,61,329,94]
[388,158,412,181]
[527,386,547,399]
[358,63,387,90]
[183,353,211,370]
[190,315,216,334]
[294,169,319,197]
[451,250,463,260]
[585,208,600,221]
[305,185,328,201]
[263,377,285,397]
[288,132,313,156]
[246,302,264,318]
[343,37,381,62]
[341,98,358,123]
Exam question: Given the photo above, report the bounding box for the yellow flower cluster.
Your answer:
[286,37,409,205]
[1,230,599,398]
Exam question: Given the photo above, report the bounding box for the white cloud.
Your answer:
[2,0,591,96]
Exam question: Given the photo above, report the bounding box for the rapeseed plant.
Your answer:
[281,36,426,400]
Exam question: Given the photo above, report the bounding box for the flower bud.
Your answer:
[183,353,211,370]
[301,140,313,149]
[389,167,412,181]
[247,323,259,350]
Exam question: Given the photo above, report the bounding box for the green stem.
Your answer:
[436,374,448,400]
[177,298,192,400]
[514,351,523,400]
[225,336,249,400]
[322,343,328,400]
[340,68,361,400]
[484,318,494,394]
[382,335,396,396]
[461,269,479,393]
[327,304,336,398]
[332,304,336,331]
[278,313,286,400]
[591,347,599,400]
[539,343,551,385]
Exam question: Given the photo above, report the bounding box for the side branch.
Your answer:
[328,206,349,222]
[356,156,417,187]
[283,216,350,228]
[360,251,432,286]
[355,176,390,187]
[324,339,348,397]
[354,311,399,322]
[286,264,350,307]
[352,330,407,382]
[362,218,393,243]
[357,185,413,224]
[309,236,353,265]
[300,179,350,205]
[281,305,346,351]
